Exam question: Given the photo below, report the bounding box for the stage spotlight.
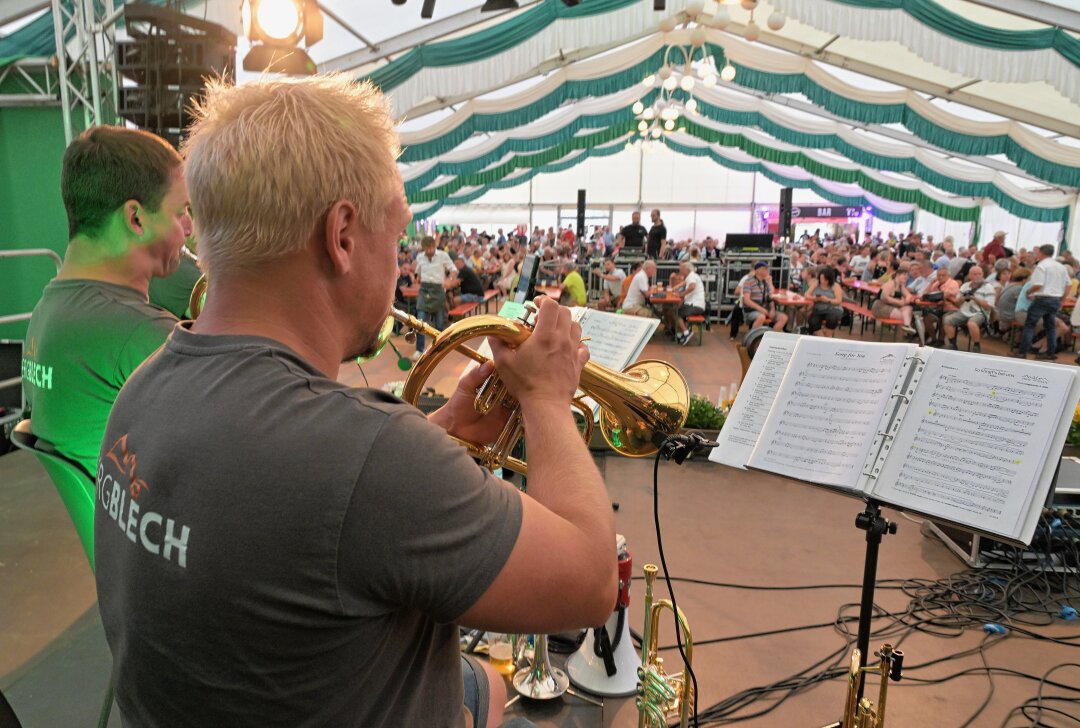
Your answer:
[241,0,323,74]
[480,0,519,10]
[654,0,666,9]
[421,0,436,18]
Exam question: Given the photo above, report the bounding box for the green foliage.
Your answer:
[685,394,725,430]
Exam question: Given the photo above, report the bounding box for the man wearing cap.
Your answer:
[983,231,1008,264]
[741,261,788,332]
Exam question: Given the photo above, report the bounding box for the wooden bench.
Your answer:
[448,301,481,320]
[482,289,501,313]
[841,301,905,340]
[686,314,707,346]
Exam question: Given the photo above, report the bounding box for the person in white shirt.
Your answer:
[593,257,626,311]
[621,260,656,318]
[943,265,995,353]
[849,246,871,278]
[412,236,456,360]
[1017,243,1070,360]
[668,261,706,345]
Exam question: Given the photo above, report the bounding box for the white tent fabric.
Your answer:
[771,0,1079,102]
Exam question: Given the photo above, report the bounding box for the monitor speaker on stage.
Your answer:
[576,189,586,240]
[779,187,793,241]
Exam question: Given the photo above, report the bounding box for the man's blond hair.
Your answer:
[182,75,401,274]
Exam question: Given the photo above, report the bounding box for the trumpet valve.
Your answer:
[474,373,508,415]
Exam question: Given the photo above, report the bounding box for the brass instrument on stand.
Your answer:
[825,644,903,728]
[190,278,689,475]
[636,564,694,728]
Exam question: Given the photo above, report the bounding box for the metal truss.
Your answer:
[0,57,60,106]
[49,0,122,143]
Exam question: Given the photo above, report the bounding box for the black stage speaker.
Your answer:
[576,189,586,240]
[779,187,794,242]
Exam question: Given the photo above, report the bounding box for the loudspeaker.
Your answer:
[778,187,794,241]
[576,189,586,240]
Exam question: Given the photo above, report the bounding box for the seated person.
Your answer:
[452,256,485,307]
[621,260,656,318]
[741,261,788,332]
[943,266,995,353]
[806,266,844,338]
[668,261,705,346]
[559,261,587,307]
[593,258,626,311]
[22,126,191,476]
[871,262,916,335]
[96,75,616,728]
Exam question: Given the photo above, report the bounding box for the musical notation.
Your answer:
[749,337,912,488]
[871,352,1077,537]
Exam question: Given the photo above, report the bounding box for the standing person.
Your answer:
[806,266,844,337]
[621,259,656,317]
[412,235,455,361]
[619,211,647,252]
[741,261,788,331]
[669,260,705,345]
[1016,243,1070,360]
[982,231,1008,263]
[592,258,626,311]
[646,209,667,260]
[96,75,616,728]
[21,126,192,477]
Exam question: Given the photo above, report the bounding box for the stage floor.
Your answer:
[1,324,1075,727]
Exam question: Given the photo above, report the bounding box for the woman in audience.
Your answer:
[997,267,1029,336]
[872,262,917,334]
[806,266,844,338]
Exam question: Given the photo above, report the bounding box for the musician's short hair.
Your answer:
[183,74,401,274]
[61,126,182,240]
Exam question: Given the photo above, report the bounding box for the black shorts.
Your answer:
[678,304,705,319]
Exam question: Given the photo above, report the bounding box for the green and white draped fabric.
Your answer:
[398,80,1075,222]
[388,30,1080,188]
[771,0,1080,102]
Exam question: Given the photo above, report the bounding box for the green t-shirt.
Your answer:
[148,255,201,319]
[563,270,587,306]
[22,279,176,475]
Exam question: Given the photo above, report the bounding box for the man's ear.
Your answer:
[123,200,145,237]
[323,199,359,276]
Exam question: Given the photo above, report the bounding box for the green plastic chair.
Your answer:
[11,419,96,570]
[10,418,113,728]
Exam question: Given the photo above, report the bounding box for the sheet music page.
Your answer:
[571,308,658,370]
[869,351,1078,540]
[747,338,914,489]
[710,332,799,469]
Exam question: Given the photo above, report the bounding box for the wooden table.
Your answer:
[771,291,810,333]
[535,284,563,300]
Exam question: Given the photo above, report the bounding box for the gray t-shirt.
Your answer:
[94,324,523,728]
[22,279,176,475]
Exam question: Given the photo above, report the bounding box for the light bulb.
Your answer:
[677,126,686,134]
[254,0,302,41]
[720,63,736,82]
[663,76,678,91]
[633,101,645,115]
[710,6,729,29]
[658,65,673,80]
[690,26,707,47]
[686,0,705,17]
[680,75,695,92]
[625,141,634,151]
[638,120,648,132]
[640,129,648,137]
[685,98,698,113]
[767,11,786,31]
[740,0,758,10]
[743,21,760,42]
[642,74,656,87]
[659,16,677,33]
[702,72,717,87]
[664,118,675,131]
[643,107,655,120]
[651,127,662,139]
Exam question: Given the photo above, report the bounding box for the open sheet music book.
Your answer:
[710,333,1080,544]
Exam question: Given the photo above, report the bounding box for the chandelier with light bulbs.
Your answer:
[627,0,785,151]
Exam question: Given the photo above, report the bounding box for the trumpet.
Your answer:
[637,564,694,728]
[824,644,904,728]
[189,276,690,474]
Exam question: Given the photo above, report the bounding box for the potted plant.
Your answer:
[681,395,728,457]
